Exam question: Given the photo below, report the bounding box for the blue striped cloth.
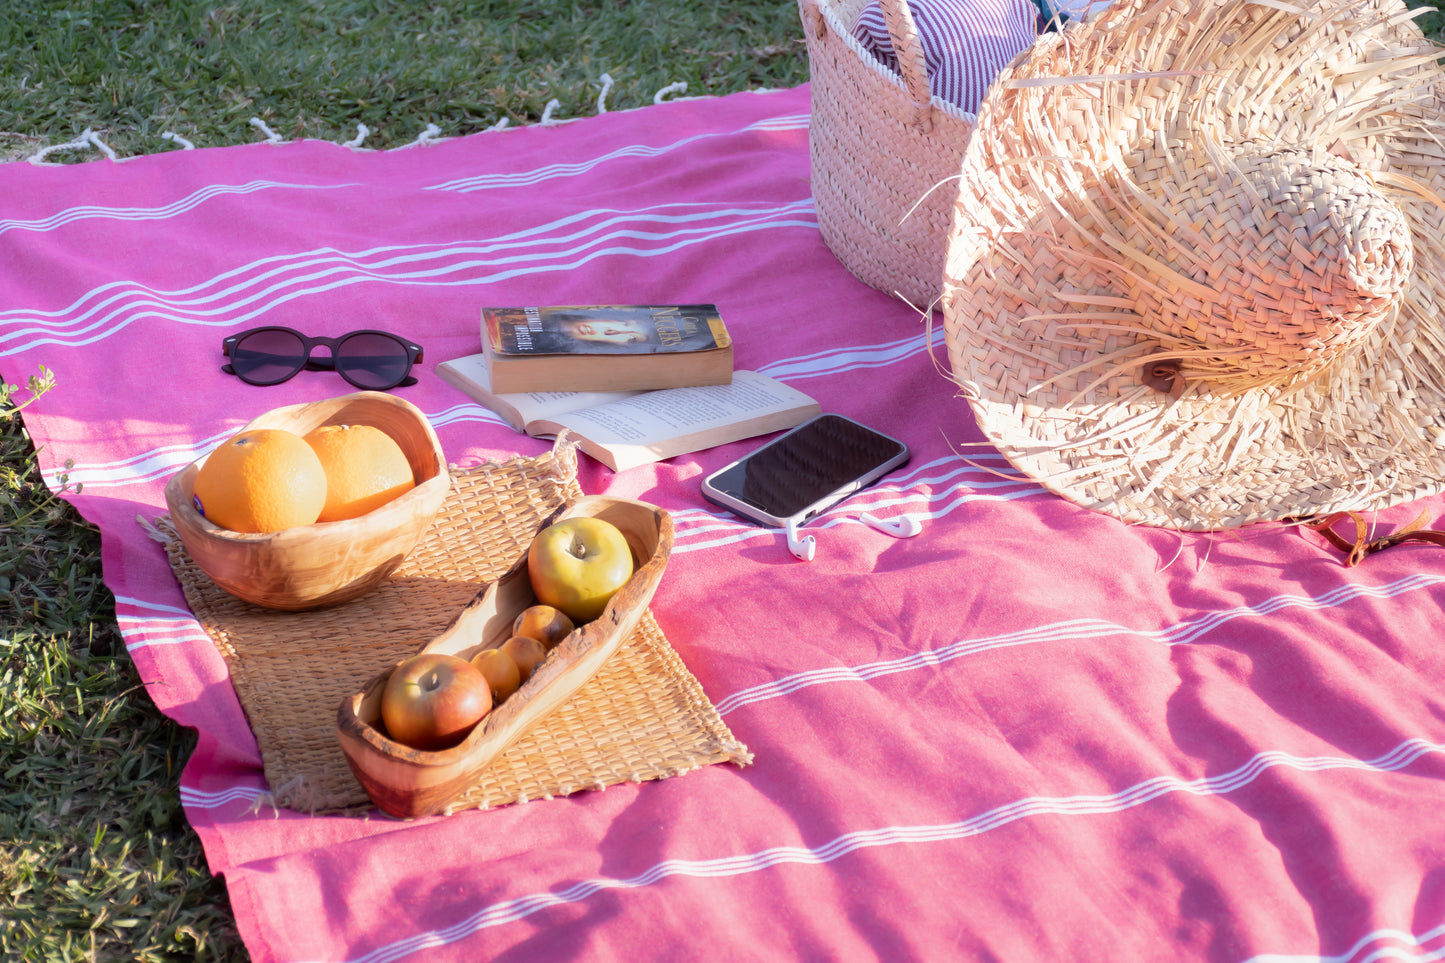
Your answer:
[850,0,1042,113]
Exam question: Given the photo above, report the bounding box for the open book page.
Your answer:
[530,369,820,471]
[435,351,642,431]
[506,388,643,428]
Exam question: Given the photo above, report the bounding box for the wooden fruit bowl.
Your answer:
[336,495,674,819]
[164,391,451,611]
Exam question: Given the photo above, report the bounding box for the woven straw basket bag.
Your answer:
[798,0,978,309]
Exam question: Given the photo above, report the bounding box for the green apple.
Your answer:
[526,517,634,622]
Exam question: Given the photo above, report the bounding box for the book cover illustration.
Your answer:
[485,305,732,357]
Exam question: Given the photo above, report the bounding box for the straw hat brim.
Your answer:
[941,0,1445,530]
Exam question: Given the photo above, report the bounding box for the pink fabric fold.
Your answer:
[3,85,1445,963]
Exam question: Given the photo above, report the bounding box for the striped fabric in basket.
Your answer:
[851,0,1042,114]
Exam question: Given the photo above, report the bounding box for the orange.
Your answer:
[193,428,328,533]
[304,423,415,523]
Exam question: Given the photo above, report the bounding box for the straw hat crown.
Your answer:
[942,0,1445,530]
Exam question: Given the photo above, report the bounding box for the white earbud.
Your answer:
[858,512,922,538]
[785,517,817,561]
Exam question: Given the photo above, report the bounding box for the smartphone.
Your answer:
[701,413,910,528]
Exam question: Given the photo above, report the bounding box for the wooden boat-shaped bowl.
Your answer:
[164,391,451,611]
[336,495,674,818]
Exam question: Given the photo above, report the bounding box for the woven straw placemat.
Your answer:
[153,439,751,815]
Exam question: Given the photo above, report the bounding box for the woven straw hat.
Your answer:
[941,0,1445,530]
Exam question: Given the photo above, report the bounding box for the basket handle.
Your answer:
[800,0,828,39]
[878,0,933,115]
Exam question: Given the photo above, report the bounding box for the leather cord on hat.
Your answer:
[1141,356,1185,399]
[1305,509,1445,566]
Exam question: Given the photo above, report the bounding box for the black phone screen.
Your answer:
[704,414,908,520]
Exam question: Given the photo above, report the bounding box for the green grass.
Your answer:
[1,371,243,960]
[0,0,808,160]
[2,0,1443,959]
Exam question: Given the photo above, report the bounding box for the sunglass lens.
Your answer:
[335,333,411,389]
[230,329,308,385]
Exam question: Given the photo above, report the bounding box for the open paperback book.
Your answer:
[436,356,820,471]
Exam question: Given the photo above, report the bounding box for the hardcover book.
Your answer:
[436,355,820,472]
[480,304,734,394]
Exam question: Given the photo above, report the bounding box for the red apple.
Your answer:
[526,517,634,622]
[381,653,492,751]
[512,604,576,650]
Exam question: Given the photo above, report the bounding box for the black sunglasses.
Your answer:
[222,327,424,390]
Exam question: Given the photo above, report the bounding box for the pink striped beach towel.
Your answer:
[3,83,1445,962]
[851,0,1041,112]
